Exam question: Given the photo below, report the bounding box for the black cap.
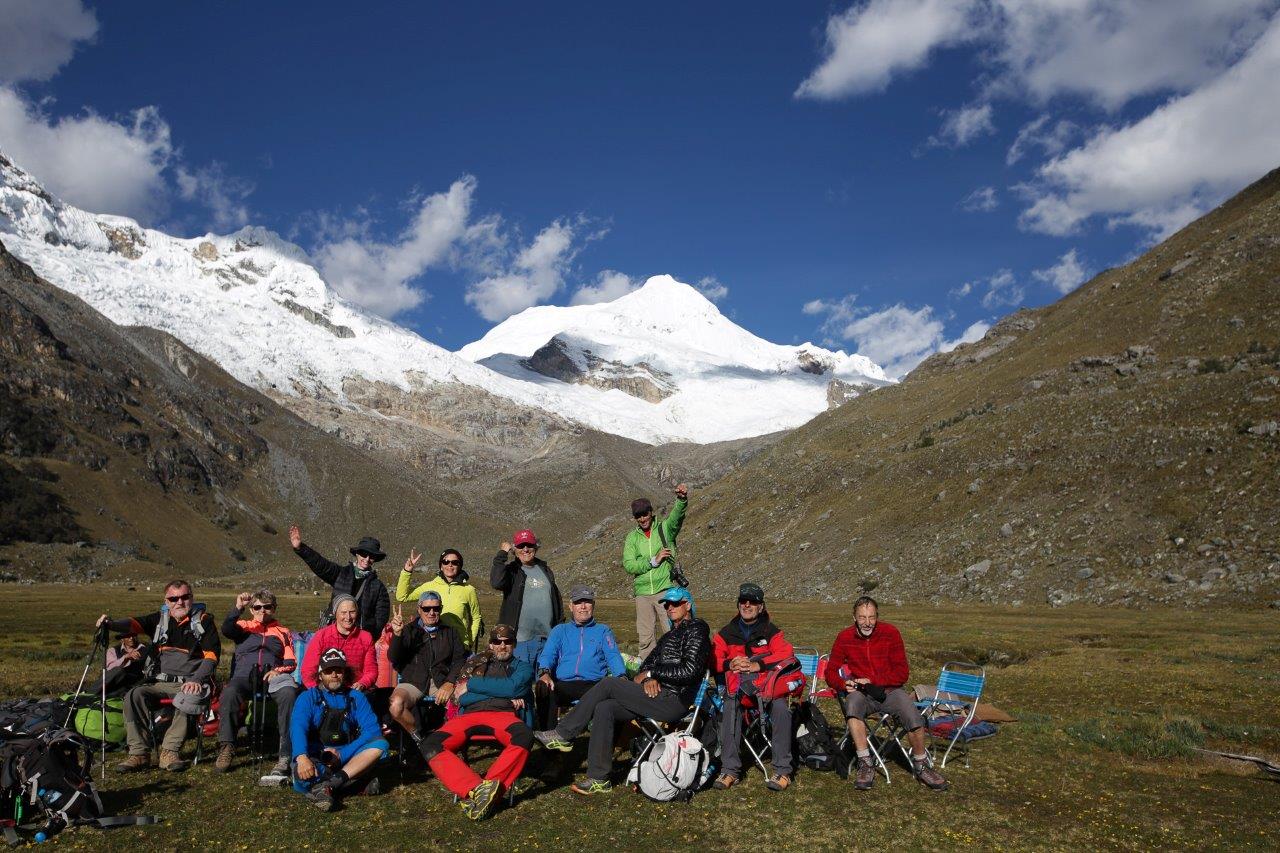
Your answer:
[631,498,653,518]
[738,583,764,603]
[318,648,349,670]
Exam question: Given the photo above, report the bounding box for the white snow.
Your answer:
[0,153,891,445]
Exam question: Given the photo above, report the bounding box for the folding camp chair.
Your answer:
[915,662,986,768]
[627,673,717,777]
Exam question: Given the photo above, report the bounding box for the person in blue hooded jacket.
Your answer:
[290,648,390,812]
[534,585,626,728]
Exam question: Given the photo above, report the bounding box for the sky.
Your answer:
[1,1,1278,377]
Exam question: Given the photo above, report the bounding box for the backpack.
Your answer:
[793,700,840,772]
[750,656,807,703]
[0,698,70,739]
[627,732,709,802]
[62,695,125,745]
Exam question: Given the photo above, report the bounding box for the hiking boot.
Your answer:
[712,773,739,790]
[306,782,335,812]
[159,749,188,772]
[270,756,291,777]
[115,753,151,773]
[533,729,573,752]
[765,773,792,791]
[570,777,612,795]
[854,757,876,790]
[461,778,501,820]
[214,743,235,772]
[362,776,382,797]
[913,758,948,792]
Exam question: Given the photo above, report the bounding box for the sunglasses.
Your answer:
[633,511,652,519]
[660,600,686,610]
[491,638,515,646]
[514,543,536,551]
[250,604,275,611]
[166,593,193,603]
[419,605,442,613]
[440,558,461,566]
[738,598,762,606]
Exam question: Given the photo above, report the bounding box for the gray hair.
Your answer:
[331,594,358,614]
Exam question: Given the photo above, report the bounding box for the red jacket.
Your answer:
[301,624,377,690]
[826,620,910,691]
[712,615,794,696]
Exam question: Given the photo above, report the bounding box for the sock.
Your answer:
[912,752,928,763]
[857,749,871,759]
[330,769,350,789]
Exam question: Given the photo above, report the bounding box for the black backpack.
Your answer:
[793,700,840,772]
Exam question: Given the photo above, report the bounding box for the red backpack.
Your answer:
[749,656,807,703]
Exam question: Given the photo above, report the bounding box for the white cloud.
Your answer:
[795,0,979,99]
[960,185,998,212]
[1033,248,1089,294]
[176,162,254,232]
[1006,115,1079,165]
[465,219,585,322]
[570,269,638,305]
[943,320,991,351]
[806,297,983,378]
[0,87,174,221]
[0,0,97,84]
[1019,13,1280,238]
[694,275,729,302]
[930,103,996,148]
[979,269,1024,309]
[313,176,476,317]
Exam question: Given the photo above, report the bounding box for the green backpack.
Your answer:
[61,695,125,744]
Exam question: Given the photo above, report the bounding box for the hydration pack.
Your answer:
[315,691,355,747]
[627,732,709,802]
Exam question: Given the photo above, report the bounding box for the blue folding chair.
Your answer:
[915,662,986,768]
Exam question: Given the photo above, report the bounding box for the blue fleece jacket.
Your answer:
[290,685,381,760]
[537,619,626,682]
[457,657,534,711]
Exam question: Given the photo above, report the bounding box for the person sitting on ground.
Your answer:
[711,582,798,792]
[300,595,376,691]
[290,648,390,811]
[534,585,626,729]
[289,524,390,635]
[387,594,465,747]
[396,548,483,650]
[622,484,688,659]
[216,589,298,778]
[827,596,948,792]
[420,624,534,821]
[534,586,710,795]
[96,579,220,773]
[103,632,146,696]
[491,529,563,669]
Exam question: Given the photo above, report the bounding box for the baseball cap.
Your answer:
[738,583,764,603]
[659,587,692,605]
[318,648,349,671]
[489,624,517,643]
[569,584,595,603]
[418,590,443,605]
[513,529,538,547]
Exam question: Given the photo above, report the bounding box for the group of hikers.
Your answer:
[90,484,947,820]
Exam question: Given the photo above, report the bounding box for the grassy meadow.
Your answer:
[1,585,1277,851]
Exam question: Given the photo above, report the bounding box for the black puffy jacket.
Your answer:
[640,616,711,706]
[294,543,391,635]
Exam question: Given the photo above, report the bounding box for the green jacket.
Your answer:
[395,570,483,650]
[622,497,687,596]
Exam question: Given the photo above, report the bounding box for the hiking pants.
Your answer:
[422,711,531,798]
[719,680,793,777]
[554,677,686,781]
[533,678,598,730]
[635,592,671,660]
[123,680,203,755]
[218,676,297,758]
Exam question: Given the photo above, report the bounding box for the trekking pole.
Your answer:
[100,651,108,780]
[251,665,265,777]
[66,624,109,728]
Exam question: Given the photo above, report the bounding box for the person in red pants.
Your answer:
[420,624,534,820]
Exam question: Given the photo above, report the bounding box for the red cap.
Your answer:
[513,529,538,547]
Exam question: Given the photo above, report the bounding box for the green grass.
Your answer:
[1,586,1277,851]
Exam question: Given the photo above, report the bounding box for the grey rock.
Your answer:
[1247,421,1278,436]
[935,490,946,502]
[964,559,991,580]
[1077,568,1094,580]
[1115,363,1139,376]
[1228,316,1245,329]
[1196,543,1214,555]
[1163,572,1184,584]
[967,479,982,495]
[999,522,1014,538]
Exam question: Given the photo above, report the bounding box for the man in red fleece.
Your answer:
[826,596,947,791]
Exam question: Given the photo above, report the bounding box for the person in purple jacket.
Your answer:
[534,585,626,728]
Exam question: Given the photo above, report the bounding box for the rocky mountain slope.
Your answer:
[565,168,1280,607]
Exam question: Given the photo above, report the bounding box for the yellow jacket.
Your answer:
[396,569,483,650]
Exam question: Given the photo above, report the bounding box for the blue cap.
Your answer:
[418,590,443,605]
[659,587,692,604]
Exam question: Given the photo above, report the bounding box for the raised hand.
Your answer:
[674,483,688,500]
[390,603,405,636]
[403,548,422,573]
[95,614,109,629]
[288,524,302,549]
[235,591,252,610]
[499,540,512,553]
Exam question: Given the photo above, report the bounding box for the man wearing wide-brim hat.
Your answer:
[288,524,391,635]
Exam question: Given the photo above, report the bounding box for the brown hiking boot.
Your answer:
[115,753,151,773]
[913,758,948,791]
[214,743,235,772]
[712,773,739,790]
[159,749,189,772]
[765,773,792,791]
[854,757,876,790]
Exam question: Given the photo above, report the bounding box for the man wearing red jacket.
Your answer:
[711,583,798,791]
[827,597,947,791]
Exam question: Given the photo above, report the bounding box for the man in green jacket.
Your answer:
[622,483,688,658]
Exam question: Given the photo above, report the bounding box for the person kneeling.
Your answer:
[290,648,390,811]
[534,586,710,795]
[828,596,947,792]
[420,624,534,821]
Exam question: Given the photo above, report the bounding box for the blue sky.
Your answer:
[2,1,1278,376]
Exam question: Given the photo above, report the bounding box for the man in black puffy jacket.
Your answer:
[387,593,465,743]
[534,586,710,794]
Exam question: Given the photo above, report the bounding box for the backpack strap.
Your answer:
[89,815,161,829]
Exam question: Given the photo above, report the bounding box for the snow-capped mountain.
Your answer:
[0,153,889,444]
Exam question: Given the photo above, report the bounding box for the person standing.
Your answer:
[396,548,483,650]
[288,524,391,636]
[490,529,563,670]
[622,483,688,659]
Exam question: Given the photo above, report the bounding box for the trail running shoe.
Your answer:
[533,729,573,752]
[307,782,335,812]
[461,778,501,820]
[570,777,612,795]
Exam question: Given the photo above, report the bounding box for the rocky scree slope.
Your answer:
[566,168,1280,607]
